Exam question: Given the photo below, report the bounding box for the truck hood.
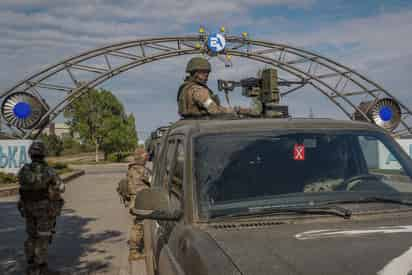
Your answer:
[204,214,412,275]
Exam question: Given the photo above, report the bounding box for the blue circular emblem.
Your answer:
[207,33,226,53]
[13,102,32,119]
[379,106,393,122]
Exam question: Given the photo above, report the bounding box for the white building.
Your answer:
[42,122,79,139]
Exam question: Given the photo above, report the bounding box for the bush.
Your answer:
[40,134,64,156]
[48,162,72,175]
[61,136,94,155]
[107,152,131,162]
[0,172,17,184]
[49,162,68,170]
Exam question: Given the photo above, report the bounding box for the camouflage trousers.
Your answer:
[22,200,60,274]
[128,220,145,261]
[128,183,147,261]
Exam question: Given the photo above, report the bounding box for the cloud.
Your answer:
[271,9,412,70]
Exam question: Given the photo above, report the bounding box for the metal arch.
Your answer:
[1,34,411,138]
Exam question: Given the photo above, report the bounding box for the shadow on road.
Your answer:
[0,203,124,275]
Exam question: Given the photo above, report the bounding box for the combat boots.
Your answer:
[26,263,39,275]
[128,248,146,261]
[26,263,61,275]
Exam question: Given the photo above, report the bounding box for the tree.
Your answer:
[64,88,138,162]
[39,133,64,156]
[61,135,94,155]
[100,113,138,160]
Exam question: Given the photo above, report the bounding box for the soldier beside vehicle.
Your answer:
[117,148,149,208]
[116,147,151,261]
[18,141,65,275]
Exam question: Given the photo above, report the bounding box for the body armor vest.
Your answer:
[177,80,220,117]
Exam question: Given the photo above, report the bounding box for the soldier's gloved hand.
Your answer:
[17,200,25,217]
[234,106,260,117]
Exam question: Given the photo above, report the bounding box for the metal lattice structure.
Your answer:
[1,34,412,138]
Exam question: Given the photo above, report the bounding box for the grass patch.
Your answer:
[0,172,18,185]
[57,167,74,175]
[48,162,74,175]
[48,162,68,170]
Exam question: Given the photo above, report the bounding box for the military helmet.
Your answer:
[186,57,211,73]
[28,140,46,158]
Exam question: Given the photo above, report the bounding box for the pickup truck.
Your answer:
[132,117,412,275]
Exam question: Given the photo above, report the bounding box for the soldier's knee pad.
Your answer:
[25,237,35,248]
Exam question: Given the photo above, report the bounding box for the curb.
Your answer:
[0,185,19,197]
[0,169,85,198]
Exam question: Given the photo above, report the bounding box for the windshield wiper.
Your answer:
[210,196,412,220]
[323,196,412,207]
[211,204,352,219]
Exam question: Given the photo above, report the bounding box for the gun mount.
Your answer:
[218,68,306,118]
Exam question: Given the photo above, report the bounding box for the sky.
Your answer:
[0,0,412,140]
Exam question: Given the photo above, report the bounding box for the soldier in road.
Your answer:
[177,57,255,118]
[127,147,149,261]
[17,141,65,275]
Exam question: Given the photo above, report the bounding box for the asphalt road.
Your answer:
[0,163,145,275]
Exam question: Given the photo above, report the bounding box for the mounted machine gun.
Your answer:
[217,68,306,118]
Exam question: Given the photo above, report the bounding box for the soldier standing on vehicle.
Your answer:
[17,141,65,275]
[177,57,255,118]
[128,147,150,261]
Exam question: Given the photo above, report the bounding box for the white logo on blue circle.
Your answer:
[207,33,226,53]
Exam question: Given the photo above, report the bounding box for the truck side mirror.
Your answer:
[130,188,182,221]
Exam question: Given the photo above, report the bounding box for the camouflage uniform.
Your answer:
[18,141,65,275]
[178,57,253,118]
[117,148,148,207]
[127,148,149,261]
[126,160,146,207]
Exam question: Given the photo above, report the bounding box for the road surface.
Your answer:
[0,163,146,275]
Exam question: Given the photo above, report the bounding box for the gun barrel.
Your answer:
[240,77,261,88]
[278,80,306,86]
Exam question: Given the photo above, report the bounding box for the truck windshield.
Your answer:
[194,131,412,218]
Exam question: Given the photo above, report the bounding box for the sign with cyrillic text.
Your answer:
[0,140,32,174]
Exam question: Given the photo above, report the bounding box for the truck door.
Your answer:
[148,136,185,272]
